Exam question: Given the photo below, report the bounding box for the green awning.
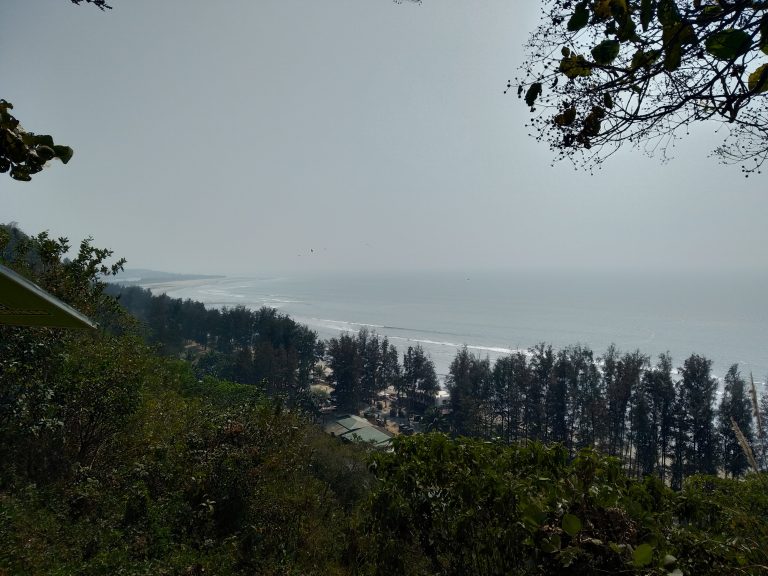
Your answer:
[0,264,96,329]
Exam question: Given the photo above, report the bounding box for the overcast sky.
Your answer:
[2,0,766,275]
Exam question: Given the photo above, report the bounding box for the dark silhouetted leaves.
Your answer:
[555,106,577,126]
[560,54,592,78]
[640,0,655,31]
[525,82,543,108]
[705,29,752,60]
[567,1,590,32]
[591,40,620,65]
[748,64,768,94]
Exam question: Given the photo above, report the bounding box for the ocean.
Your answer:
[140,269,768,382]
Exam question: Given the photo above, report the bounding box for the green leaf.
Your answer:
[616,16,637,42]
[610,0,628,19]
[541,534,561,553]
[633,543,654,567]
[594,0,612,20]
[663,554,678,569]
[568,2,590,32]
[591,40,620,65]
[631,49,661,70]
[760,15,768,55]
[32,134,55,148]
[705,29,752,60]
[559,54,592,78]
[582,106,605,137]
[661,23,694,71]
[554,106,577,126]
[748,63,768,93]
[10,166,31,181]
[640,0,655,31]
[53,145,74,164]
[701,5,722,23]
[562,513,582,536]
[37,146,56,161]
[657,0,681,26]
[524,83,542,108]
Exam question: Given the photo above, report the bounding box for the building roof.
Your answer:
[340,426,392,447]
[0,264,96,329]
[325,413,392,448]
[334,414,371,432]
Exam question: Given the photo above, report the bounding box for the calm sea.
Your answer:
[144,269,768,382]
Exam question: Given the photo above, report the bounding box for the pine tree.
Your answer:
[679,354,719,478]
[491,352,529,443]
[644,353,676,482]
[326,333,362,411]
[447,347,490,438]
[525,344,552,441]
[719,365,755,477]
[403,344,438,411]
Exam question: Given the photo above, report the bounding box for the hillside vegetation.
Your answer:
[1,225,767,575]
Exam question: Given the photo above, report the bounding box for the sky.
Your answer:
[1,0,767,276]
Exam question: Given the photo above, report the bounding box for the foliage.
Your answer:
[0,101,74,182]
[517,0,768,173]
[326,329,402,411]
[70,0,112,9]
[107,284,321,405]
[2,1,113,184]
[0,226,368,574]
[366,433,768,575]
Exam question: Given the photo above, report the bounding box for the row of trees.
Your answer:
[325,330,439,411]
[106,265,768,488]
[445,344,768,486]
[106,284,322,402]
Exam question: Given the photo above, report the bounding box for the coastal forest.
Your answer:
[2,223,767,575]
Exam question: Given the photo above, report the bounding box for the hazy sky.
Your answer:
[2,0,766,275]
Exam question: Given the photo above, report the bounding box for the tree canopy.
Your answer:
[516,0,768,174]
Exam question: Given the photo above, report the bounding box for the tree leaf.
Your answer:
[32,134,55,148]
[555,107,577,126]
[705,29,752,60]
[541,534,561,553]
[663,554,678,568]
[560,54,592,78]
[594,0,612,20]
[525,83,542,108]
[640,0,655,31]
[761,15,768,55]
[562,513,582,536]
[591,40,620,65]
[631,49,661,70]
[53,145,74,164]
[657,0,681,26]
[748,64,768,94]
[633,543,654,567]
[567,2,590,32]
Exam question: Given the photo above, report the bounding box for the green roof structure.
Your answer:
[324,413,392,448]
[340,426,392,448]
[0,264,96,329]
